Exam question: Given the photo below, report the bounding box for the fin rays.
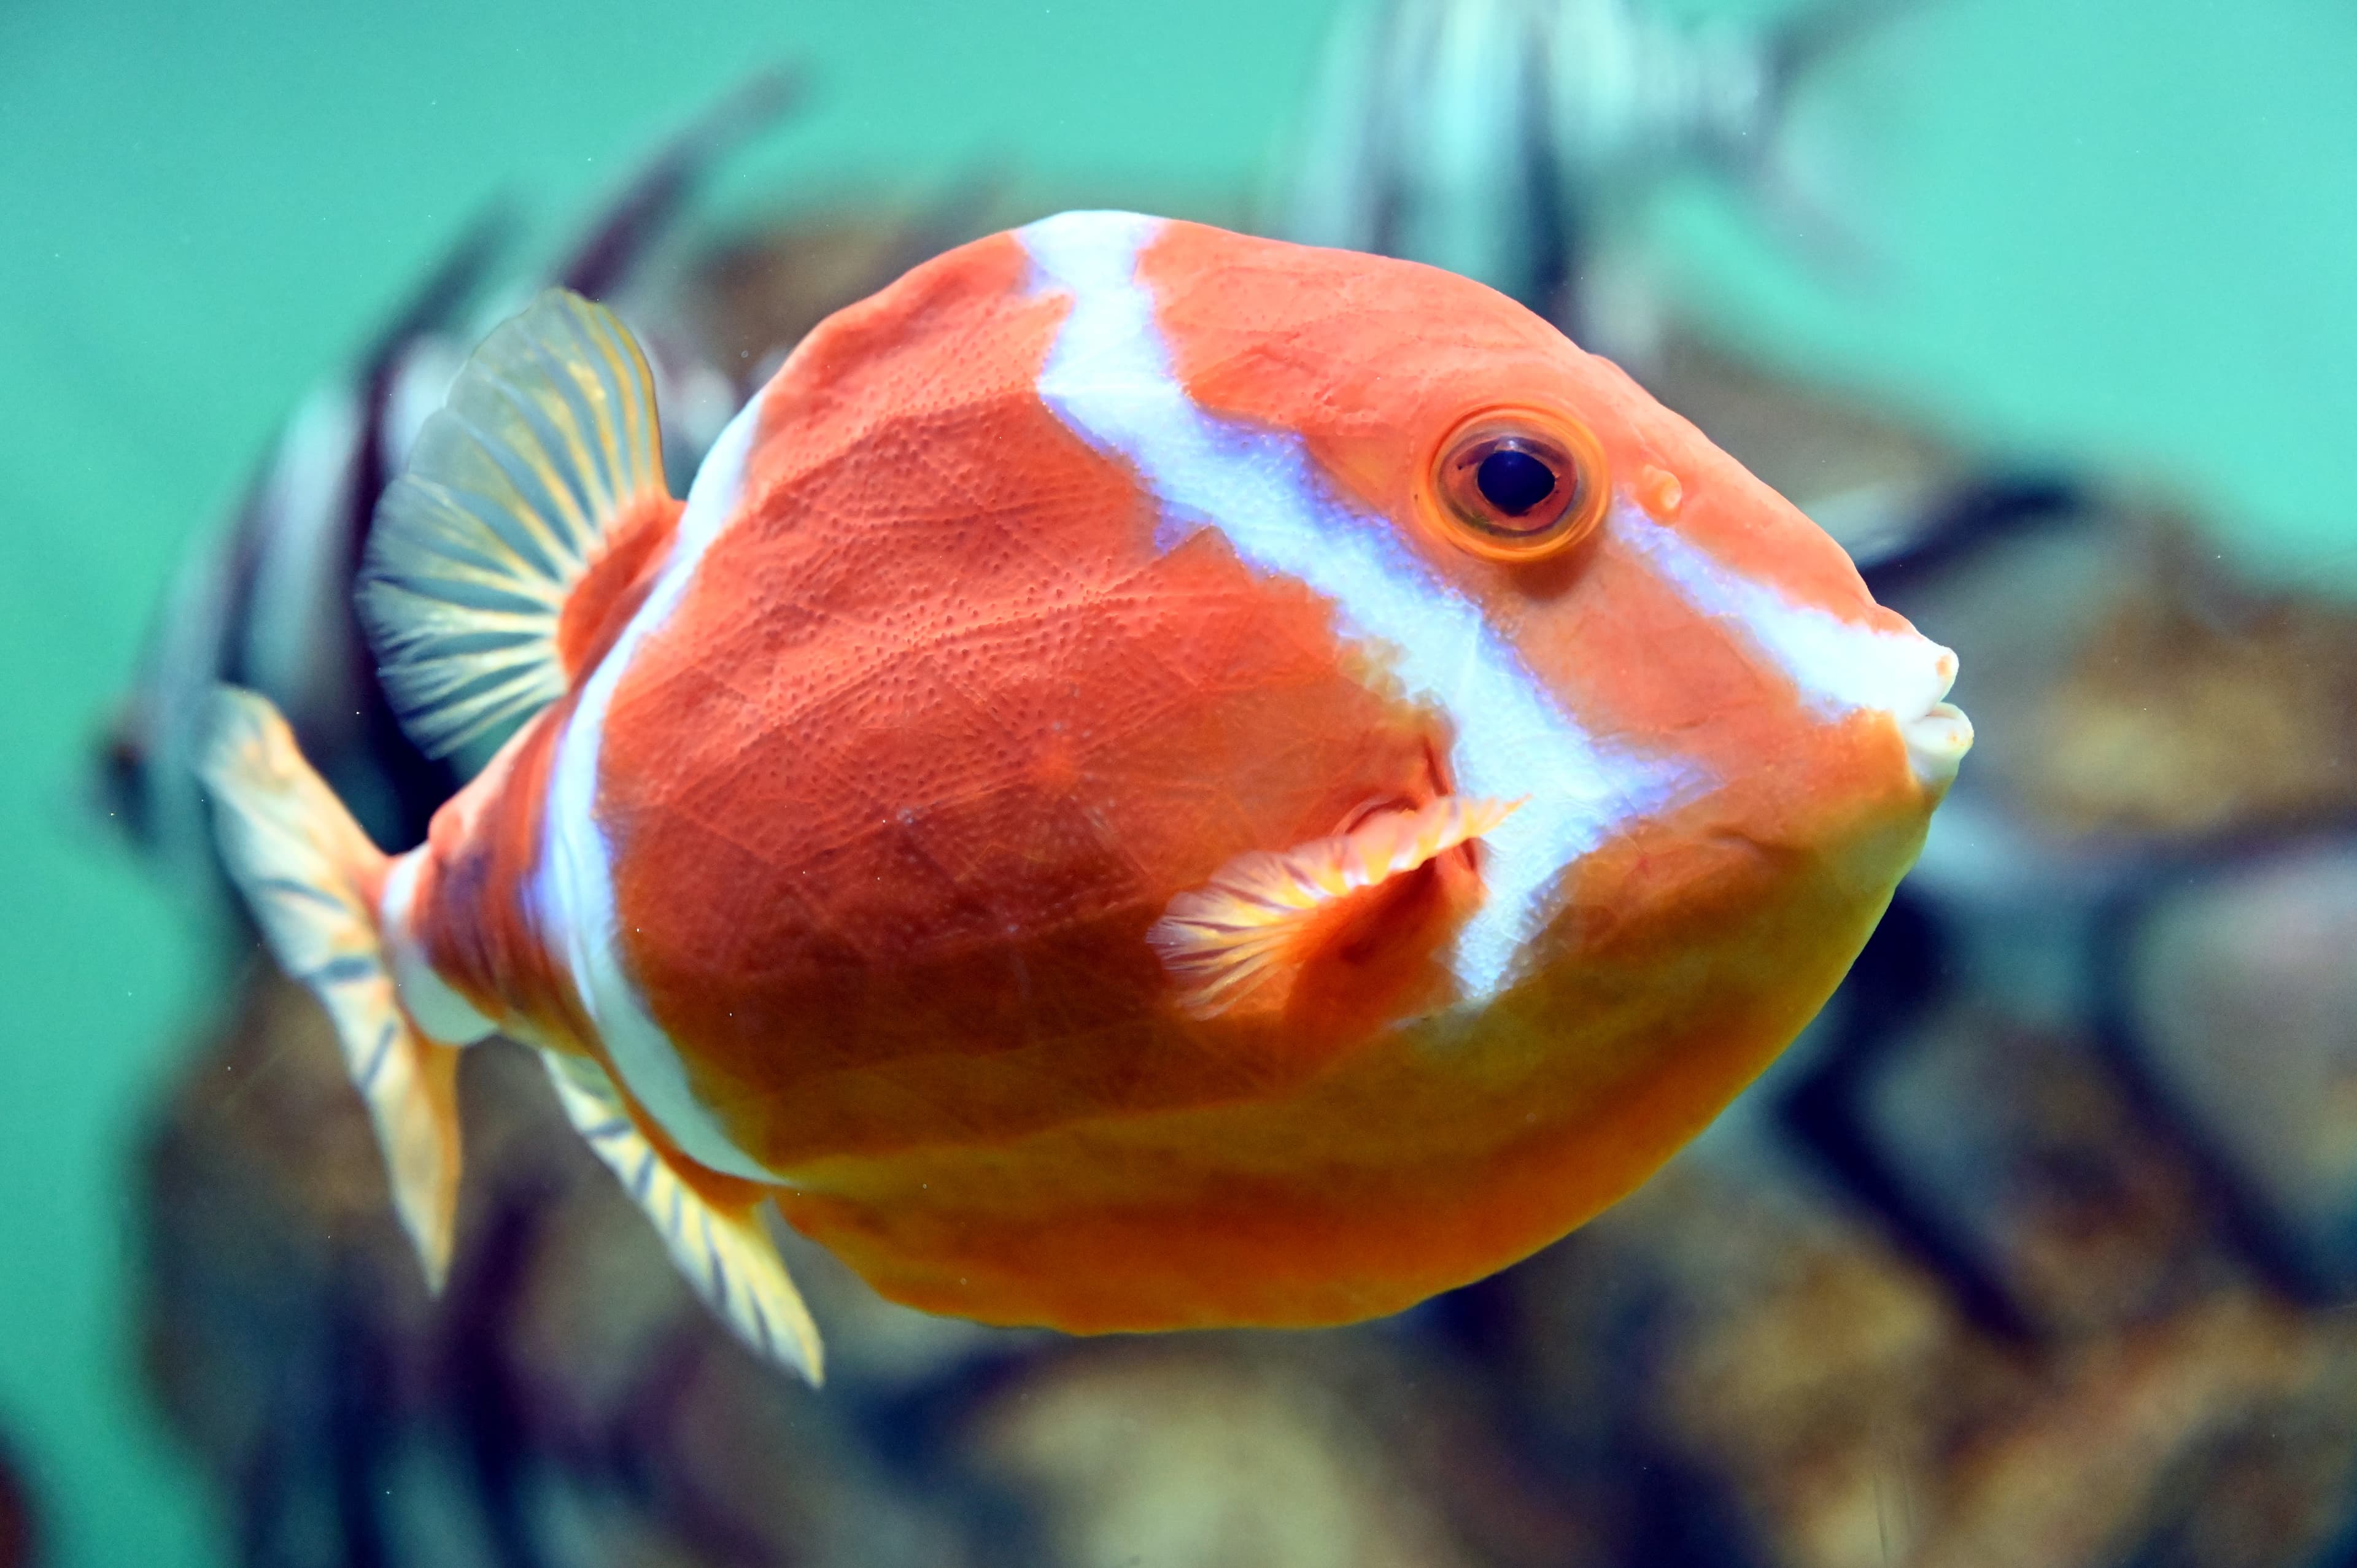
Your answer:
[541,1052,824,1385]
[1148,794,1522,1018]
[195,688,465,1288]
[360,290,668,759]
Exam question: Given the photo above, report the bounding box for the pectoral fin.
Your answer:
[541,1052,824,1385]
[1147,794,1522,1018]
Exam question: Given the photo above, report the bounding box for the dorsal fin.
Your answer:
[359,289,671,759]
[1148,794,1522,1018]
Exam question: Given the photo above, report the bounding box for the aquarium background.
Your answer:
[3,1,2355,1564]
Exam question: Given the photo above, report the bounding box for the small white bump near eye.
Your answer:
[1615,504,1966,785]
[1019,211,1709,998]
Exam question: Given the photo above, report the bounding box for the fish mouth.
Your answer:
[1902,647,1973,788]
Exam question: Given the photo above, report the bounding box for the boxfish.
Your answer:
[199,212,1970,1382]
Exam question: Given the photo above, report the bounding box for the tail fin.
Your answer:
[196,688,465,1289]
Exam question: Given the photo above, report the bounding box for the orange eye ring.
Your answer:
[1422,407,1609,563]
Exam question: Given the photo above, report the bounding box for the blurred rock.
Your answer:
[968,1332,1595,1568]
[140,966,442,1504]
[2017,523,2357,840]
[1903,1296,2353,1568]
[1504,1159,2357,1568]
[139,968,971,1567]
[1865,1014,2230,1338]
[2123,841,2357,1294]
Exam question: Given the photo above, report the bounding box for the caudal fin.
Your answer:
[196,688,466,1289]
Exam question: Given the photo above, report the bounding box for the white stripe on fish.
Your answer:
[1614,506,1964,782]
[378,849,497,1046]
[536,400,780,1182]
[1018,209,1706,1000]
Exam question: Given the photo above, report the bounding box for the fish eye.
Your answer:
[1426,409,1608,563]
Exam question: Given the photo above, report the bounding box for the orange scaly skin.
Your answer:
[604,234,1449,1155]
[401,215,1964,1332]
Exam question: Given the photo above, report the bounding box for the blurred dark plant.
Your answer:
[0,1429,35,1568]
[90,70,802,921]
[143,970,985,1568]
[1273,0,1907,357]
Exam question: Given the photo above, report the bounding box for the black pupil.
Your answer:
[1475,447,1558,517]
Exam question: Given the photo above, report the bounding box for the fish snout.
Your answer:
[1900,644,1972,789]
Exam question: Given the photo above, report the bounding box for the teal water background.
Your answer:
[2,1,2353,1562]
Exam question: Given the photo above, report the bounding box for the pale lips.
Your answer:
[1903,645,1973,787]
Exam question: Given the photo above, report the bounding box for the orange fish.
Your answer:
[198,212,1970,1383]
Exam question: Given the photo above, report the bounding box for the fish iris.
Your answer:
[1428,408,1608,562]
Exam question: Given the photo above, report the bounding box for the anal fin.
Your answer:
[541,1052,824,1385]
